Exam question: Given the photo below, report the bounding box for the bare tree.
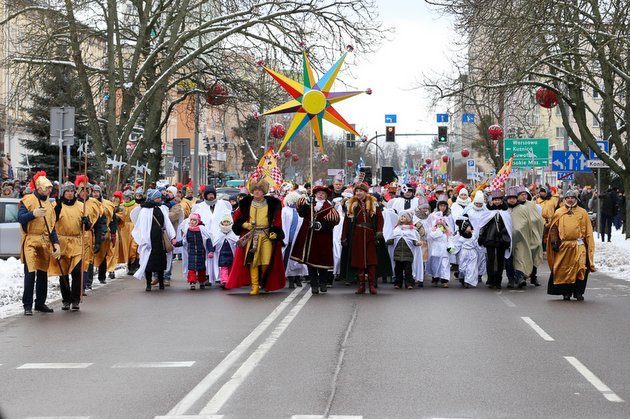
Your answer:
[424,0,630,235]
[3,0,385,181]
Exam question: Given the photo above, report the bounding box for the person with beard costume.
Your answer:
[478,189,513,289]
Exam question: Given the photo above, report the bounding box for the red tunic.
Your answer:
[341,196,383,269]
[290,199,340,269]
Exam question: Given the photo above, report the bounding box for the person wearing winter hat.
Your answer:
[91,183,120,285]
[451,187,472,221]
[172,213,212,290]
[75,175,104,294]
[131,188,175,291]
[19,171,60,315]
[462,191,492,285]
[161,185,183,286]
[546,188,595,301]
[190,184,232,286]
[477,189,512,289]
[388,183,418,214]
[536,185,561,230]
[506,185,544,289]
[134,187,145,205]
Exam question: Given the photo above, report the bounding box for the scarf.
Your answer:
[123,200,136,207]
[456,196,471,207]
[189,223,201,232]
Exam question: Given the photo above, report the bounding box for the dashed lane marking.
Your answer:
[17,363,93,369]
[496,292,516,307]
[155,416,223,419]
[166,286,305,415]
[564,356,624,402]
[112,361,195,368]
[521,317,555,341]
[200,288,313,415]
[292,416,362,419]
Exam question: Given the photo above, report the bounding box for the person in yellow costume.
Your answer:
[180,185,198,218]
[91,185,119,284]
[546,189,596,301]
[49,182,93,311]
[118,189,140,274]
[18,171,60,316]
[107,191,124,277]
[536,186,561,247]
[76,176,104,293]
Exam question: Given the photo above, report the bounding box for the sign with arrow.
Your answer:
[504,138,549,168]
[551,150,590,172]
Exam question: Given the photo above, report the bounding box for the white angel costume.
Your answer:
[131,204,176,280]
[386,225,424,282]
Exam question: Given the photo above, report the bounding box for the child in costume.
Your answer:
[172,213,212,290]
[427,215,453,287]
[210,215,239,289]
[453,218,479,288]
[386,211,423,289]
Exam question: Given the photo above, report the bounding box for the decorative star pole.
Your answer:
[262,50,369,185]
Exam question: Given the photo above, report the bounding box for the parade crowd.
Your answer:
[15,169,598,316]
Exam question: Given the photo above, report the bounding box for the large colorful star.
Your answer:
[263,52,363,154]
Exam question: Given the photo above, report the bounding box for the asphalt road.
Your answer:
[1,261,629,419]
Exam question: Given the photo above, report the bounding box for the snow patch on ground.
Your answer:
[593,229,630,281]
[0,258,126,318]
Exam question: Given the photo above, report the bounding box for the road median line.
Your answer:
[564,356,624,402]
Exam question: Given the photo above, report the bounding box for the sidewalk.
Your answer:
[593,228,630,281]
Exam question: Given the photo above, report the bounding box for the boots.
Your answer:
[288,276,295,289]
[249,267,260,295]
[355,274,366,294]
[295,277,303,287]
[368,273,377,295]
[145,278,152,292]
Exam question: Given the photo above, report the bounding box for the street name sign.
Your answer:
[504,138,549,168]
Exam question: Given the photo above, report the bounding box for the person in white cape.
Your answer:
[461,191,492,284]
[281,191,308,288]
[209,215,239,288]
[387,183,419,214]
[332,189,353,280]
[190,186,232,284]
[131,189,176,291]
[452,218,479,288]
[386,211,424,289]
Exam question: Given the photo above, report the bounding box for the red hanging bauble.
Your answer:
[292,154,299,162]
[425,158,432,165]
[283,149,292,158]
[461,148,470,158]
[487,124,504,141]
[346,160,354,167]
[269,123,286,139]
[535,87,558,109]
[207,83,228,106]
[442,155,449,163]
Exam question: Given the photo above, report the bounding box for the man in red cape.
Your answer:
[226,179,286,294]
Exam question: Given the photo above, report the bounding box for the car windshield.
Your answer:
[3,203,18,223]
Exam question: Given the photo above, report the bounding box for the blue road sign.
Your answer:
[385,114,397,124]
[589,140,609,160]
[436,113,449,123]
[462,113,475,123]
[557,172,575,181]
[551,150,590,172]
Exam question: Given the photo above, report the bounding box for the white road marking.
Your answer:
[167,286,304,415]
[27,417,91,419]
[200,289,313,415]
[112,361,195,368]
[564,356,624,402]
[497,292,516,307]
[155,416,223,419]
[292,416,362,419]
[521,317,555,341]
[17,363,93,369]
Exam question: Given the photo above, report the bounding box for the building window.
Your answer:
[555,127,566,141]
[593,114,600,128]
[593,87,600,99]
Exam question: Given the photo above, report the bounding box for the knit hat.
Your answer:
[354,182,370,193]
[417,195,430,209]
[505,186,519,198]
[61,182,75,194]
[92,185,102,192]
[147,189,161,201]
[123,189,133,198]
[203,186,217,199]
[458,188,469,197]
[490,189,504,199]
[166,186,178,196]
[189,213,201,222]
[473,191,485,204]
[565,189,579,198]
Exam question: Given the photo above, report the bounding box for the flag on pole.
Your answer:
[402,160,409,184]
[490,155,514,190]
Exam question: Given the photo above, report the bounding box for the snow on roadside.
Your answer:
[0,257,126,319]
[593,228,630,281]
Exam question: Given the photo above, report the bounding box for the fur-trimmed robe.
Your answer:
[226,195,286,291]
[340,195,384,273]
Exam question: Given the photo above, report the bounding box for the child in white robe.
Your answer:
[427,214,453,288]
[386,212,423,289]
[453,218,479,288]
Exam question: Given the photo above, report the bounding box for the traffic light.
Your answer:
[438,126,448,143]
[385,126,395,142]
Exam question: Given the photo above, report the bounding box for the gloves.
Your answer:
[414,240,420,246]
[81,216,92,230]
[171,238,178,245]
[94,242,101,254]
[551,241,560,252]
[447,247,454,254]
[52,243,61,260]
[375,232,384,241]
[208,252,214,259]
[269,232,277,240]
[242,222,253,231]
[33,207,47,218]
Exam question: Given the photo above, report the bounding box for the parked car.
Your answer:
[0,197,21,258]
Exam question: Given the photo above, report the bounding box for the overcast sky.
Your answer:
[331,0,456,148]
